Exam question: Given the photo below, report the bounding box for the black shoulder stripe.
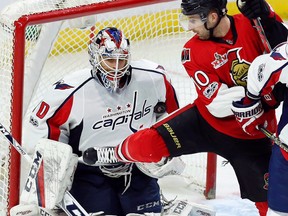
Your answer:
[132,66,165,76]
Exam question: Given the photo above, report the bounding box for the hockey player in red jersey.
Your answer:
[23,27,180,215]
[108,0,288,215]
[231,41,288,215]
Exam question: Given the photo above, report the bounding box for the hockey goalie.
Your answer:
[17,24,215,216]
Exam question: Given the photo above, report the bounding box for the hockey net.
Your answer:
[0,0,216,214]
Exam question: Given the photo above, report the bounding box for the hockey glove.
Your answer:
[260,83,287,111]
[136,157,186,178]
[236,0,274,20]
[231,98,267,136]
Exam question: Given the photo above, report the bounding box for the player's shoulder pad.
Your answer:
[250,42,287,76]
[131,59,167,75]
[41,68,94,105]
[248,53,270,78]
[52,68,93,92]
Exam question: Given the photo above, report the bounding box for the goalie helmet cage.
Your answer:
[0,0,216,214]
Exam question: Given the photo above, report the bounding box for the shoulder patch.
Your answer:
[270,51,286,61]
[53,80,74,90]
[156,65,165,70]
[181,48,190,64]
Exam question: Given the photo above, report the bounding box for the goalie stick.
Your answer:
[0,122,90,216]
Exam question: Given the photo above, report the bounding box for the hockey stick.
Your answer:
[253,18,272,53]
[259,127,288,153]
[0,122,90,216]
[238,0,272,53]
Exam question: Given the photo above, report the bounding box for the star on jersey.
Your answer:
[107,103,131,113]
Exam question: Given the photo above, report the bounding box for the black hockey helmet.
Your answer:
[181,0,227,17]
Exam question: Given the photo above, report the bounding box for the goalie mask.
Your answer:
[89,27,131,92]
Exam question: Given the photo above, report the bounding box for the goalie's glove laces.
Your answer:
[100,163,133,194]
[83,146,119,165]
[96,147,118,164]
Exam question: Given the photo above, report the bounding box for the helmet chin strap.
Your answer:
[204,13,223,39]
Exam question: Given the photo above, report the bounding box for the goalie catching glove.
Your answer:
[82,147,186,178]
[136,157,186,178]
[231,97,268,136]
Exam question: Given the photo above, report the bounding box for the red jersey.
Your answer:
[181,14,276,139]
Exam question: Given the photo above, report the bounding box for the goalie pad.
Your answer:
[20,138,78,209]
[10,204,55,216]
[163,200,216,216]
[136,157,186,178]
[126,200,216,216]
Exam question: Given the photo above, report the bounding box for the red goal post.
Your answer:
[0,0,216,214]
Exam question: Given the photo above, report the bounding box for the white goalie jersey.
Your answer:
[23,59,179,156]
